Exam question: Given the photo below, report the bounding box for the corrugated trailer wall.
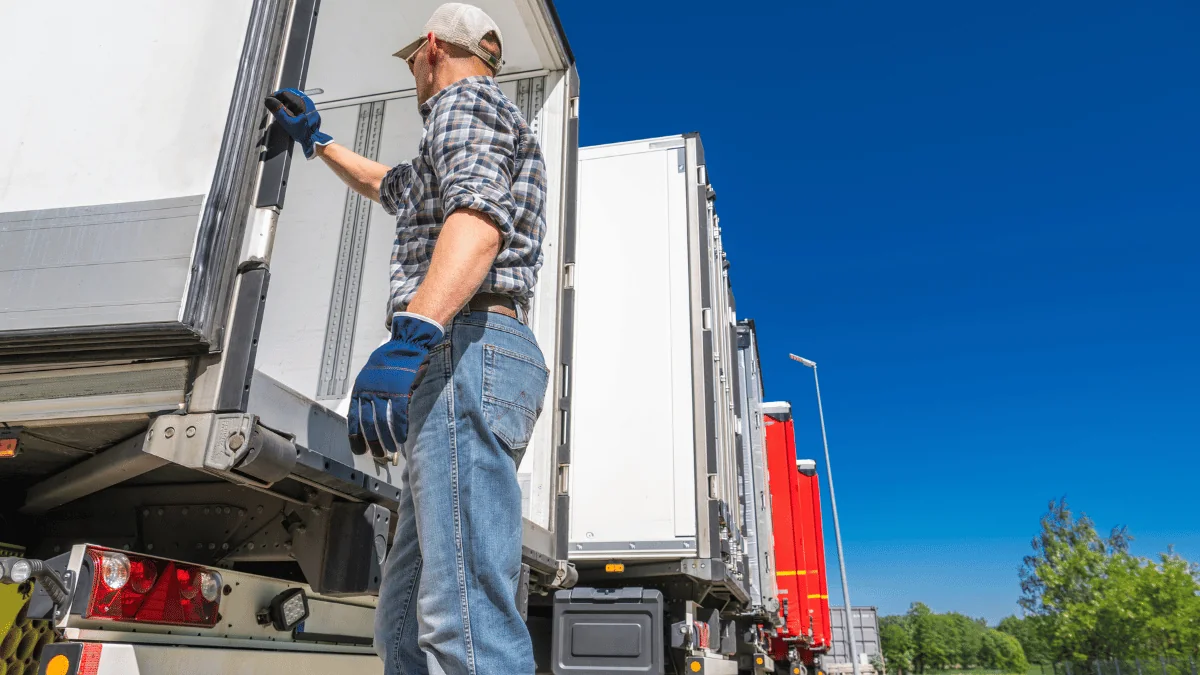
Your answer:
[829,607,882,664]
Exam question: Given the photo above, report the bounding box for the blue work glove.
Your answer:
[347,313,445,459]
[263,88,333,159]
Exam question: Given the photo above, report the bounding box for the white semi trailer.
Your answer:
[1,0,577,672]
[0,2,788,673]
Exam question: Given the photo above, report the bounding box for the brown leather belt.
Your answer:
[460,292,520,322]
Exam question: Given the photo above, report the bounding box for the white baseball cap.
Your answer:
[394,3,505,74]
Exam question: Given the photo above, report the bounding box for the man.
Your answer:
[264,4,548,673]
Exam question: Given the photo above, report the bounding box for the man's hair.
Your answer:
[441,30,501,74]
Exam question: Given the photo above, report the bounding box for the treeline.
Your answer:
[881,604,1029,674]
[880,500,1200,673]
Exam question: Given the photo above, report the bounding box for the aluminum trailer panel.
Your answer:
[569,135,745,570]
[735,321,779,612]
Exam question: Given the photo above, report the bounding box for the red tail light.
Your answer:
[84,547,222,628]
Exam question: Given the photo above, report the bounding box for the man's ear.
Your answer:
[427,32,438,66]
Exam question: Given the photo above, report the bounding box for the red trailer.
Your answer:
[764,401,832,671]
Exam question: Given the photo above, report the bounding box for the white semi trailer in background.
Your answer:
[0,2,792,674]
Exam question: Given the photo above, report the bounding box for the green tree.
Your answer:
[978,629,1029,673]
[908,605,955,672]
[1019,498,1200,663]
[880,616,914,675]
[944,613,986,668]
[997,615,1051,664]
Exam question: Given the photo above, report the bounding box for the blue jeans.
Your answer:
[373,310,548,675]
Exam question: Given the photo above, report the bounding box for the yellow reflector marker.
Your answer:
[794,668,802,675]
[605,563,625,573]
[690,661,703,672]
[0,438,16,458]
[776,570,807,576]
[47,654,71,675]
[757,656,765,664]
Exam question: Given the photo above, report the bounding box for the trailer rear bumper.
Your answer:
[37,641,381,675]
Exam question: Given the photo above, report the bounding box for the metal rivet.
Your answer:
[164,427,175,438]
[209,543,216,550]
[221,543,229,550]
[185,426,197,438]
[247,542,255,550]
[182,507,189,515]
[147,544,154,551]
[228,432,245,451]
[157,509,164,516]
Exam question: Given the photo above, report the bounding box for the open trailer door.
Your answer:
[0,0,290,360]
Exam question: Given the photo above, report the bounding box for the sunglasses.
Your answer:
[405,37,430,69]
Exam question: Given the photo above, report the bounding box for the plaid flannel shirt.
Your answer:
[379,75,547,326]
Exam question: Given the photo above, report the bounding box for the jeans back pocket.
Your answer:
[482,344,549,461]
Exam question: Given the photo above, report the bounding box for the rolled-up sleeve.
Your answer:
[428,91,518,247]
[378,162,413,216]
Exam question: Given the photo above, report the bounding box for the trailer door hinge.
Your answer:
[702,308,712,331]
[557,465,570,495]
[563,262,575,290]
[708,474,719,499]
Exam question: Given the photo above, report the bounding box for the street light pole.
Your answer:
[789,354,860,675]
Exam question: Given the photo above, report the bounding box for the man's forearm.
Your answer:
[315,143,391,202]
[405,208,503,328]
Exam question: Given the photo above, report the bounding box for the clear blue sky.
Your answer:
[555,1,1200,622]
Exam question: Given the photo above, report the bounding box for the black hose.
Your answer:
[22,559,70,607]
